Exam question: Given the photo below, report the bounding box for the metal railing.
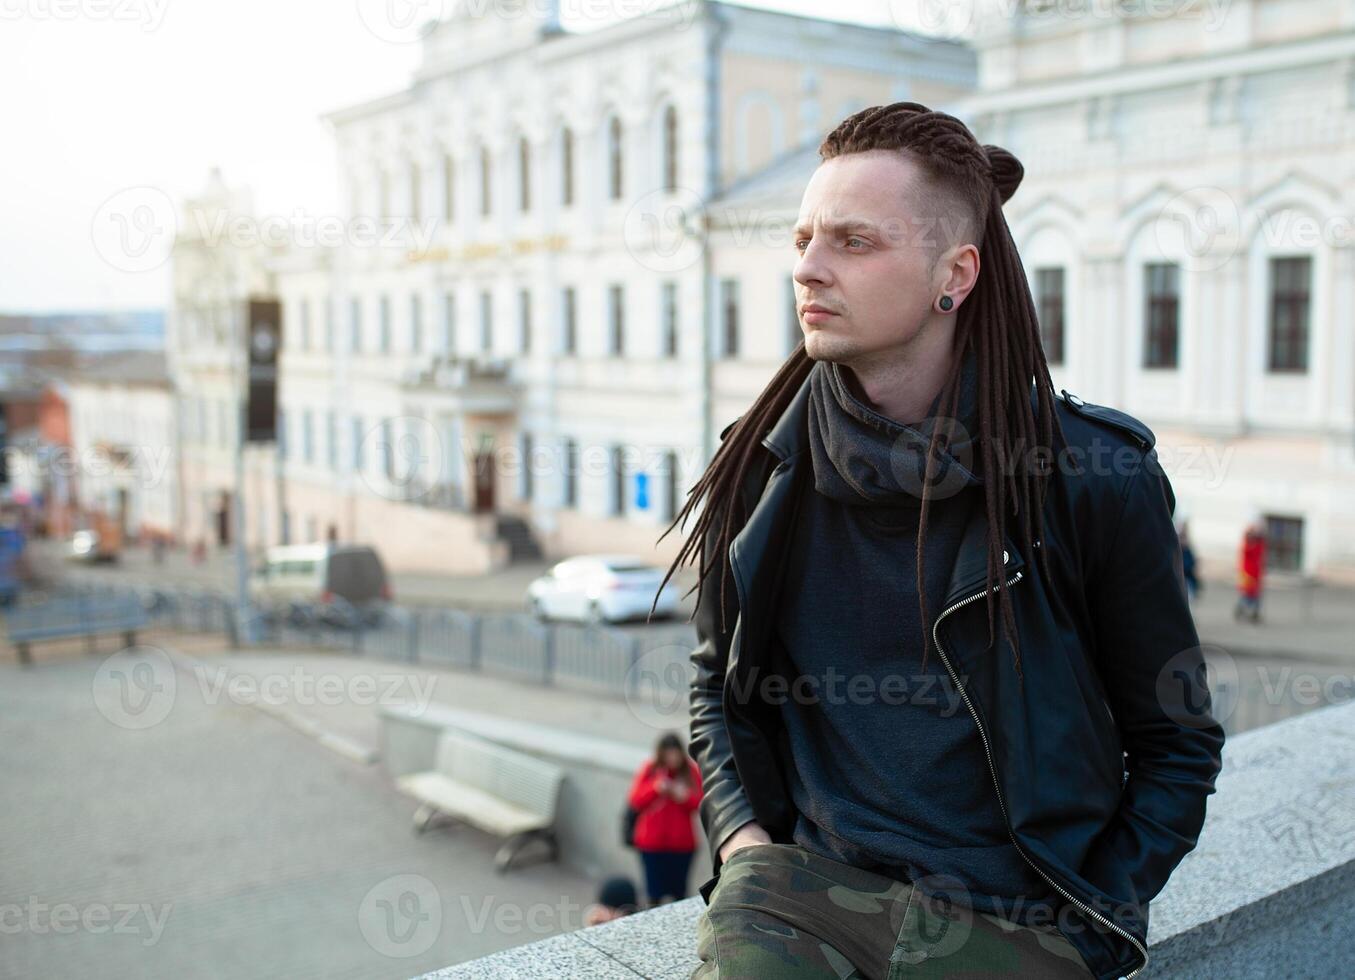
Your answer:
[32,581,695,700]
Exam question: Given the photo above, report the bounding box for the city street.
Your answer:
[0,638,622,980]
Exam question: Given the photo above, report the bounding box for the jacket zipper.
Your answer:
[931,571,1149,980]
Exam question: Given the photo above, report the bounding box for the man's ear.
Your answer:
[939,243,981,311]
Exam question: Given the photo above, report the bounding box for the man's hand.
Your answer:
[718,820,772,864]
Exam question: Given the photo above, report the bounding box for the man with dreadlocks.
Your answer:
[652,103,1224,980]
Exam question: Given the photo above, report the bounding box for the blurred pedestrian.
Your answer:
[1234,520,1266,624]
[583,876,639,926]
[1177,520,1200,603]
[626,732,702,907]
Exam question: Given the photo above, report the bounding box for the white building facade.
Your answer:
[959,0,1355,579]
[261,0,973,572]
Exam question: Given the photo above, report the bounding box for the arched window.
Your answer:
[442,153,454,222]
[408,160,421,222]
[607,115,623,201]
[518,136,531,211]
[480,146,492,216]
[560,126,574,206]
[662,104,678,192]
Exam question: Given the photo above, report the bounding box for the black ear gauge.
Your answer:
[938,295,954,312]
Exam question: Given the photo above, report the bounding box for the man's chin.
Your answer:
[803,332,851,363]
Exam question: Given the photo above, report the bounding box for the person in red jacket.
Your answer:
[626,732,703,906]
[1235,520,1267,624]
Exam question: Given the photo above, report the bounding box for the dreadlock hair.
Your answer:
[651,101,1066,684]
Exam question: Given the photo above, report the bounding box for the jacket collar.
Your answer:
[751,365,1027,612]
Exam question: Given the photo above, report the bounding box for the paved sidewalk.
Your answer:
[0,646,608,980]
[167,641,685,766]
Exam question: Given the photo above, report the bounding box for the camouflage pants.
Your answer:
[692,843,1092,979]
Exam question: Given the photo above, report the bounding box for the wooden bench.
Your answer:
[397,729,566,872]
[7,594,148,665]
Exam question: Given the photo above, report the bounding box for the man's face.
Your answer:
[792,150,952,366]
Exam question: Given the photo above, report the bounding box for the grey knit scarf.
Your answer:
[806,348,983,509]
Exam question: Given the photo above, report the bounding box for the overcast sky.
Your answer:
[0,0,931,314]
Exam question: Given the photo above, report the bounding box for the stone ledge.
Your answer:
[418,699,1355,979]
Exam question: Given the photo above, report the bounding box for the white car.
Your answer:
[526,555,680,625]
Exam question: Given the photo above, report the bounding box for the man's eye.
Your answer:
[845,237,866,248]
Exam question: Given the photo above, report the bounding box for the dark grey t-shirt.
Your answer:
[772,449,1059,927]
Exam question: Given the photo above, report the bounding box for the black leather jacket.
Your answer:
[689,373,1225,980]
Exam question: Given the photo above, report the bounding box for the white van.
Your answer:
[249,543,391,627]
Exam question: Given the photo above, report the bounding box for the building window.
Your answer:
[662,104,679,192]
[560,127,574,207]
[410,294,423,354]
[379,294,392,353]
[277,406,287,459]
[326,411,338,470]
[299,298,311,352]
[444,291,456,353]
[480,145,492,217]
[610,444,625,516]
[562,286,577,355]
[350,297,362,352]
[520,432,533,501]
[661,281,678,358]
[1265,514,1303,572]
[480,290,493,352]
[409,160,421,223]
[443,153,455,223]
[351,416,364,471]
[608,284,625,356]
[607,115,623,201]
[381,419,395,480]
[324,297,334,352]
[518,136,531,212]
[1143,262,1179,369]
[302,409,314,464]
[1035,267,1065,365]
[379,171,390,222]
[786,274,800,354]
[562,438,577,507]
[518,288,532,353]
[662,449,679,523]
[720,278,740,358]
[1268,256,1311,373]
